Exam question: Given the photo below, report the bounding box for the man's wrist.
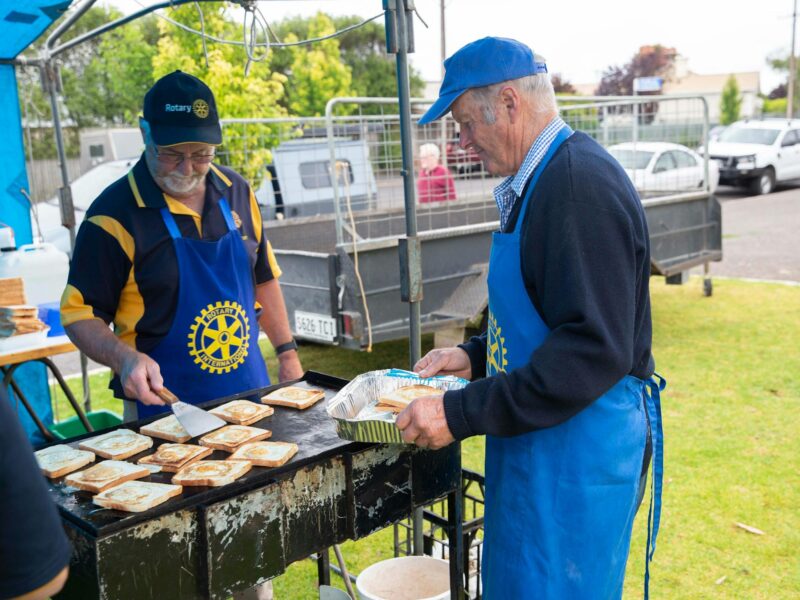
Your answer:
[274,339,298,356]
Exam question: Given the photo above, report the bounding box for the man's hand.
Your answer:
[277,351,303,383]
[414,347,472,380]
[119,351,165,406]
[396,394,455,450]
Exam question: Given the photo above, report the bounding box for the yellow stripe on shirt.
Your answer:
[209,164,232,187]
[249,188,263,244]
[128,171,146,208]
[164,195,202,236]
[266,240,282,279]
[113,267,145,348]
[88,216,135,261]
[60,284,97,326]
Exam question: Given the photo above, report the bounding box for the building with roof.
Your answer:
[662,57,761,123]
[572,56,762,124]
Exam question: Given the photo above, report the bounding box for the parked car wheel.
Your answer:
[749,168,775,196]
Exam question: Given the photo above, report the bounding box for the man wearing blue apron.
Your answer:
[63,70,302,421]
[62,70,297,599]
[398,38,664,598]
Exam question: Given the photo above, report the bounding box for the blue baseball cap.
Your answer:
[418,37,547,125]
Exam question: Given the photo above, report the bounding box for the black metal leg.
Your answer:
[38,356,93,432]
[2,364,56,441]
[448,444,465,599]
[317,547,331,586]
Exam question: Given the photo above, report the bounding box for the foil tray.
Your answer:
[327,369,468,444]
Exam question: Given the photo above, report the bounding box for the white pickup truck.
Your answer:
[705,118,800,195]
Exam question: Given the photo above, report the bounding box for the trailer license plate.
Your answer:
[294,311,336,342]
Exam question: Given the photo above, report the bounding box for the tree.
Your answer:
[151,4,289,186]
[767,52,797,114]
[768,83,787,100]
[332,16,424,100]
[551,73,576,95]
[270,14,424,114]
[61,14,157,127]
[596,45,677,96]
[281,13,352,116]
[16,6,157,157]
[719,75,742,125]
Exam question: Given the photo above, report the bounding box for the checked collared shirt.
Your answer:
[493,115,568,230]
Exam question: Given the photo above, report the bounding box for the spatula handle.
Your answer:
[156,387,179,405]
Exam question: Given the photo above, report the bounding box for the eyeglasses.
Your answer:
[155,148,216,166]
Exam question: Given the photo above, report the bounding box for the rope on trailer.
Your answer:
[338,161,373,353]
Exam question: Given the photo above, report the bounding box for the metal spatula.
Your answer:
[156,387,226,438]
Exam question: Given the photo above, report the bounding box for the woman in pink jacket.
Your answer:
[417,143,457,203]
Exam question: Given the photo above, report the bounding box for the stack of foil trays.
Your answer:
[327,368,468,444]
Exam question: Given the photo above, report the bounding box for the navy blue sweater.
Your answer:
[443,132,655,440]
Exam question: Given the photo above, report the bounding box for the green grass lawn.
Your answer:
[48,277,800,599]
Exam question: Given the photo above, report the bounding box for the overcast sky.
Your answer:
[103,0,791,93]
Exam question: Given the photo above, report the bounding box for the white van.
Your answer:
[255,139,378,220]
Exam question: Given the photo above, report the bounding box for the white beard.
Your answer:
[160,172,203,195]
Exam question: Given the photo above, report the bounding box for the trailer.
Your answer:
[220,95,722,350]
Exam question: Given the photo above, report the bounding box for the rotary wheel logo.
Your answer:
[188,301,249,374]
[486,311,508,375]
[192,99,210,118]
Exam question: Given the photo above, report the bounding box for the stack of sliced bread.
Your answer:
[0,305,47,337]
[0,278,47,338]
[0,277,25,305]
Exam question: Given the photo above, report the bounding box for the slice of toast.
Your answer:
[93,481,183,513]
[35,444,96,479]
[139,415,192,443]
[261,386,325,410]
[209,400,274,426]
[373,404,403,414]
[172,460,252,487]
[138,444,213,473]
[78,429,154,460]
[376,384,441,410]
[198,425,271,452]
[229,441,298,467]
[65,460,150,493]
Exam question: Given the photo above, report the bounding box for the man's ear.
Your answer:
[499,85,522,124]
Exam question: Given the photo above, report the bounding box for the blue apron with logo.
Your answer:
[482,125,664,599]
[137,198,270,419]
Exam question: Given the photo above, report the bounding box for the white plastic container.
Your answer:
[356,556,450,600]
[0,243,69,306]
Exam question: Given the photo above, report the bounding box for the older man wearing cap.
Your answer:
[62,70,302,426]
[397,38,665,597]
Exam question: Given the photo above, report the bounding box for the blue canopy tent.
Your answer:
[0,1,72,445]
[0,1,72,246]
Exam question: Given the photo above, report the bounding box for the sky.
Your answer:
[103,0,792,94]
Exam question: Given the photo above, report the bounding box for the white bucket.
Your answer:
[356,556,450,600]
[0,243,69,306]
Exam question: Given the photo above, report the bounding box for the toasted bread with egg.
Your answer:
[229,441,298,467]
[78,429,153,460]
[198,425,271,452]
[35,444,95,479]
[261,386,325,410]
[138,443,213,473]
[65,460,150,493]
[209,400,273,426]
[172,460,252,487]
[139,415,193,443]
[93,481,182,513]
